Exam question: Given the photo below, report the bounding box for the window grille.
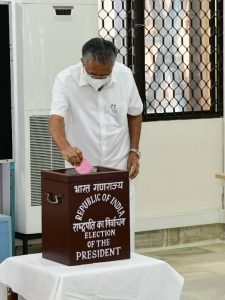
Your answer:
[98,0,223,121]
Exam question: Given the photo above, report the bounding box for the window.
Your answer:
[98,0,223,121]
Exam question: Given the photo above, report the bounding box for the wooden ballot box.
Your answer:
[41,167,130,266]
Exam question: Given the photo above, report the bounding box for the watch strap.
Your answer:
[129,148,141,159]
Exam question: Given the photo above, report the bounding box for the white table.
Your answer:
[0,253,183,300]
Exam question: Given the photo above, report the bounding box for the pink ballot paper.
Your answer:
[74,157,93,174]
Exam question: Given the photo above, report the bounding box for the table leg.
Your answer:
[7,287,18,300]
[23,239,28,255]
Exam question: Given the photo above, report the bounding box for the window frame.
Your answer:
[127,0,223,121]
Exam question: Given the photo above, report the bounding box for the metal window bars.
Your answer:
[98,0,223,121]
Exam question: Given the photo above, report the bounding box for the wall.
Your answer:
[135,118,224,231]
[0,0,224,236]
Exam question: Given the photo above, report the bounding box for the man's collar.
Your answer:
[110,71,116,86]
[79,62,88,87]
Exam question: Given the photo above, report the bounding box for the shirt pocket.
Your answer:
[105,103,126,128]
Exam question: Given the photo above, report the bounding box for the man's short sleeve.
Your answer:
[50,76,69,118]
[127,70,143,116]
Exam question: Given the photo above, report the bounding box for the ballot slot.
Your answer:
[50,166,124,176]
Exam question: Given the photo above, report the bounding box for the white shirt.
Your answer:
[51,62,143,170]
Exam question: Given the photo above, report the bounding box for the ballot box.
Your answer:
[41,167,130,266]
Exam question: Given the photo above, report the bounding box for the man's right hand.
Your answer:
[49,115,83,166]
[60,146,83,166]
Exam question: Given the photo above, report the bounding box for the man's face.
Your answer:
[83,58,113,79]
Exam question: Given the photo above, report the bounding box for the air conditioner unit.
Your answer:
[13,0,98,234]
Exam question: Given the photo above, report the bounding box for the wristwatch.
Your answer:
[129,148,141,159]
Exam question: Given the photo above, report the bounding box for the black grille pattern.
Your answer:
[98,0,223,120]
[98,0,132,65]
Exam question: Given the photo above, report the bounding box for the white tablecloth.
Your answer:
[0,253,183,300]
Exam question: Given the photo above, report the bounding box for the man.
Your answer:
[49,37,143,250]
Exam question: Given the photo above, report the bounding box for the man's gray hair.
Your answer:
[82,37,118,65]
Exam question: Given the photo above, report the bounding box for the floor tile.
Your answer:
[137,242,225,300]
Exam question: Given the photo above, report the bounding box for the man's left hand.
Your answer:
[127,152,140,179]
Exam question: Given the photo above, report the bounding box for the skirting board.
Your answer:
[135,209,225,232]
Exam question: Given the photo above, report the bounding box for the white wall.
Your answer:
[133,0,224,232]
[135,118,224,231]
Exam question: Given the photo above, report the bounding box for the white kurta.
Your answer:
[51,62,143,251]
[51,61,143,170]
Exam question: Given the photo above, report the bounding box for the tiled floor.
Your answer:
[137,241,225,300]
